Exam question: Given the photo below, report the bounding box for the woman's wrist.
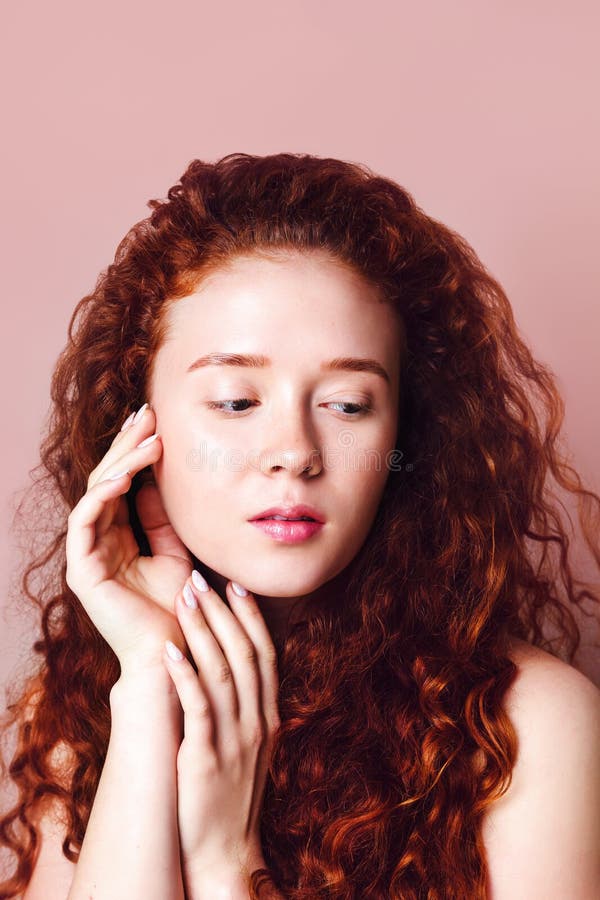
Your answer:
[110,663,183,721]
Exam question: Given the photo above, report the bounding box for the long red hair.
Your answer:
[1,152,599,899]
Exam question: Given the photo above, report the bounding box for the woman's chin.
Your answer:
[188,562,320,601]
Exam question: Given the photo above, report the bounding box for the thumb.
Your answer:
[135,478,192,564]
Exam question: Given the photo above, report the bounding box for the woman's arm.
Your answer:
[66,667,185,900]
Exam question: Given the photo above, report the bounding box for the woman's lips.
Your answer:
[249,518,324,543]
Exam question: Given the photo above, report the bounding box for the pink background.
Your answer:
[2,0,599,703]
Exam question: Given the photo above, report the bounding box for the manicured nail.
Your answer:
[137,432,159,448]
[231,581,248,596]
[120,411,136,432]
[106,468,131,481]
[165,639,184,661]
[133,402,149,424]
[183,583,198,608]
[191,569,209,592]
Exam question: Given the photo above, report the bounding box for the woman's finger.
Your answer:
[225,582,281,734]
[76,403,150,539]
[173,579,243,753]
[65,471,134,595]
[87,402,154,490]
[66,433,162,584]
[182,576,269,737]
[87,400,157,537]
[163,638,217,763]
[135,478,193,564]
[93,433,163,537]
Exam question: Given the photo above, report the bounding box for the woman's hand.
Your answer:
[162,571,281,897]
[65,402,193,676]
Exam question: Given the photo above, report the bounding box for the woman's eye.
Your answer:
[206,398,256,414]
[205,399,372,417]
[326,401,372,417]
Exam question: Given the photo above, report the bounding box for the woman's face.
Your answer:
[148,250,402,619]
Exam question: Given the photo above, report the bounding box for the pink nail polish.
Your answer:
[120,411,136,432]
[183,583,198,608]
[192,569,209,592]
[165,639,184,661]
[137,433,159,448]
[133,402,148,424]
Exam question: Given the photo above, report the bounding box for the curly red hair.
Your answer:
[1,152,599,899]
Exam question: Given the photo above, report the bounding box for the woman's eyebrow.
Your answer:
[185,352,391,384]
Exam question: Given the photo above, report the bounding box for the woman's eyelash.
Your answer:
[206,399,254,414]
[327,401,372,416]
[205,399,372,417]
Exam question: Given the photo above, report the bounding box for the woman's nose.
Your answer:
[263,446,322,476]
[255,410,323,477]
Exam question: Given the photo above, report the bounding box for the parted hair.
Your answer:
[1,152,599,899]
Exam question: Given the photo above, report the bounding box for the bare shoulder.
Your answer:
[486,636,600,760]
[504,636,600,711]
[480,636,600,898]
[506,634,598,678]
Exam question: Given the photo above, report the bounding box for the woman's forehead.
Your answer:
[163,261,398,346]
[148,252,405,392]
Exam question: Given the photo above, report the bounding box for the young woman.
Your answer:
[1,152,599,899]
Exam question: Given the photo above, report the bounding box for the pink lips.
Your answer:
[248,504,326,544]
[249,518,324,543]
[249,504,325,523]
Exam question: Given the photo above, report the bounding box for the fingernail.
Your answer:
[105,468,131,481]
[165,639,184,661]
[183,583,198,608]
[191,569,209,592]
[231,581,248,596]
[137,432,159,448]
[120,411,136,432]
[133,402,149,424]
